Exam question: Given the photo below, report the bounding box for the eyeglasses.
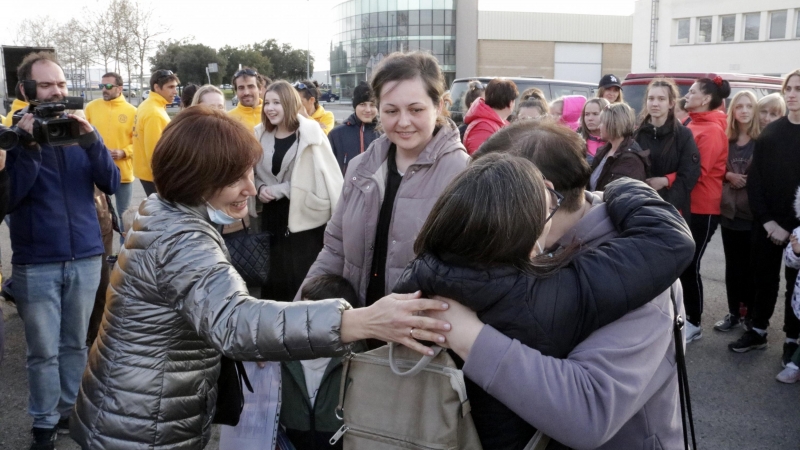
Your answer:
[154,69,174,78]
[234,69,258,78]
[545,187,564,223]
[99,83,121,90]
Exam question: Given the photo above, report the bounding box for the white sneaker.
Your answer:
[775,365,800,384]
[685,322,702,343]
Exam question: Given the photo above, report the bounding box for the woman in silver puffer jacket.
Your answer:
[70,107,450,450]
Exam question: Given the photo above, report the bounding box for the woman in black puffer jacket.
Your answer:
[634,77,701,221]
[395,154,694,450]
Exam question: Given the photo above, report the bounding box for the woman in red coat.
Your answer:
[463,78,518,154]
[681,76,731,342]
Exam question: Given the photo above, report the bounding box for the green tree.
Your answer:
[149,40,226,85]
[253,39,314,81]
[218,45,274,83]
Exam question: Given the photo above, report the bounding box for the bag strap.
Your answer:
[388,342,443,377]
[235,360,254,393]
[669,286,697,450]
[335,353,354,420]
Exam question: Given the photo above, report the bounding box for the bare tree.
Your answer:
[128,1,168,92]
[14,16,58,47]
[87,7,118,73]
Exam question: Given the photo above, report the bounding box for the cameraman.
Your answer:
[6,51,119,450]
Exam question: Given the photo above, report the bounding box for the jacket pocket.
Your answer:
[304,191,331,212]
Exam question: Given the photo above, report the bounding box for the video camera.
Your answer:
[0,125,19,150]
[11,79,84,146]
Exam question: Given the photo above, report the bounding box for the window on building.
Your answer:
[769,10,787,39]
[676,18,690,44]
[797,10,800,38]
[697,16,712,43]
[720,15,735,42]
[744,13,760,40]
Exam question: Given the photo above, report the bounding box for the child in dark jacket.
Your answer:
[281,275,360,450]
[394,154,694,449]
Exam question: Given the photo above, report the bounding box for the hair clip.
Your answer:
[713,76,723,87]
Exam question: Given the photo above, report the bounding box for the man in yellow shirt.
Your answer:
[85,72,137,241]
[295,80,335,135]
[132,69,179,196]
[1,85,30,127]
[228,67,268,130]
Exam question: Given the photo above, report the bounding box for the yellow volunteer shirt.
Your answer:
[1,99,30,127]
[85,95,137,183]
[228,99,263,131]
[132,94,170,182]
[311,105,335,135]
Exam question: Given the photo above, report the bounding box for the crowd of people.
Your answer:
[0,47,798,450]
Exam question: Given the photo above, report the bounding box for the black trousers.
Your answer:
[750,224,800,338]
[140,179,157,197]
[720,225,755,318]
[679,214,719,326]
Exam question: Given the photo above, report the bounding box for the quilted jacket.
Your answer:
[71,195,351,449]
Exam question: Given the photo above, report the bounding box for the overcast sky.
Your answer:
[2,0,635,72]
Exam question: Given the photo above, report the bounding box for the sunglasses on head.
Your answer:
[99,83,120,90]
[294,82,312,91]
[154,69,174,78]
[234,69,258,78]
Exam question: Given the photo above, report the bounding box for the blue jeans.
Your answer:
[113,182,133,245]
[13,256,101,428]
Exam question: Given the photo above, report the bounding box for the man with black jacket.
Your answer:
[6,52,120,450]
[730,69,800,366]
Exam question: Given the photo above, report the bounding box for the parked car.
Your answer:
[123,86,138,98]
[319,90,339,102]
[621,72,784,117]
[142,90,150,100]
[170,94,181,107]
[231,95,238,107]
[448,77,597,125]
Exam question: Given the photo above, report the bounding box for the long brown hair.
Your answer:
[260,80,303,134]
[414,153,557,275]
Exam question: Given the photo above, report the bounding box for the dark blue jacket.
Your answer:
[327,113,380,173]
[7,130,120,264]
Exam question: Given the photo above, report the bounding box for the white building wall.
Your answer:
[632,0,800,75]
[478,11,633,44]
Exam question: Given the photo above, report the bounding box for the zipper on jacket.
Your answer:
[56,146,77,260]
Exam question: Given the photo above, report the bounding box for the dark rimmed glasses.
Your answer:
[545,187,564,223]
[99,83,121,90]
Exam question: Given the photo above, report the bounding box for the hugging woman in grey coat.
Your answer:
[70,107,450,450]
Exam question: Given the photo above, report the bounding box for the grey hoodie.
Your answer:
[463,191,685,450]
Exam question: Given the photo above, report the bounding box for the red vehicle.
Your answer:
[621,72,784,117]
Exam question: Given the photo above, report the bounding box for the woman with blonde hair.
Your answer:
[758,92,786,128]
[254,80,343,300]
[715,90,761,332]
[588,102,649,191]
[191,84,226,111]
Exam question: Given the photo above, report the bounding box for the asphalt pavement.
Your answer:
[1,106,799,448]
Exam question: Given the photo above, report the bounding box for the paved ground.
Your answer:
[1,109,799,448]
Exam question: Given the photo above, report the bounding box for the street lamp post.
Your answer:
[307,0,310,80]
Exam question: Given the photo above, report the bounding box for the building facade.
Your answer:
[329,0,633,97]
[632,0,800,76]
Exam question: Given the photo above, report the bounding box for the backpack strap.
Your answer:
[669,286,697,450]
[388,342,443,377]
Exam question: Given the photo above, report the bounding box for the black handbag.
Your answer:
[223,220,270,286]
[213,356,254,426]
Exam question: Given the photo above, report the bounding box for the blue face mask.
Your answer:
[205,202,238,225]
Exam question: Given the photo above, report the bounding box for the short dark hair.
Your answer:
[152,107,262,205]
[474,120,591,213]
[181,84,199,108]
[102,72,123,86]
[231,67,262,90]
[17,51,60,82]
[301,274,358,305]
[484,78,518,110]
[371,51,447,127]
[149,69,180,91]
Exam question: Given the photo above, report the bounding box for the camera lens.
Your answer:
[48,126,67,139]
[0,125,19,150]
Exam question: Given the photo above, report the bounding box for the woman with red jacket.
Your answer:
[463,78,518,154]
[680,76,731,342]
